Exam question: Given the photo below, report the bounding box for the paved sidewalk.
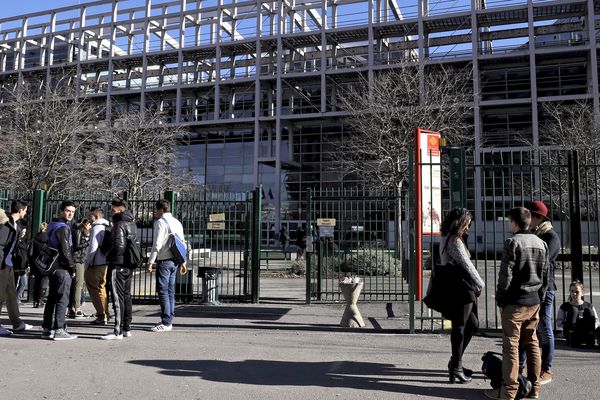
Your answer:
[1,301,598,400]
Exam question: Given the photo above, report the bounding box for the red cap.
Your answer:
[527,201,550,221]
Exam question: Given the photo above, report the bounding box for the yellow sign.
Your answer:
[209,213,225,222]
[317,218,336,227]
[207,222,226,230]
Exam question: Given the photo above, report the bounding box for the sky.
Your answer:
[1,1,93,19]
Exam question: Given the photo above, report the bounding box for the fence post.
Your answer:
[164,190,176,213]
[407,151,416,334]
[305,188,312,304]
[448,147,466,209]
[31,189,46,235]
[251,186,262,303]
[568,150,583,282]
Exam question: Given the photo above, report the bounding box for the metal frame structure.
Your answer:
[0,0,599,228]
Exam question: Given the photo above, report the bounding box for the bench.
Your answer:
[260,249,296,269]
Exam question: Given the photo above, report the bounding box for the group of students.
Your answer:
[0,198,187,341]
[436,201,599,400]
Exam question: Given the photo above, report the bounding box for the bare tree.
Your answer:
[0,79,97,193]
[539,100,599,150]
[333,62,474,257]
[97,109,186,198]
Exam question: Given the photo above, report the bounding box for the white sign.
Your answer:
[317,218,336,227]
[418,130,442,235]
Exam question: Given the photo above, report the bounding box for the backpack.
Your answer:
[161,217,187,265]
[481,351,531,399]
[98,225,112,255]
[35,221,69,276]
[123,234,141,267]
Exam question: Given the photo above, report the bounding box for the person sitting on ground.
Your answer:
[556,280,599,348]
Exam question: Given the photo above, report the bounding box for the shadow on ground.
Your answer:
[128,359,485,399]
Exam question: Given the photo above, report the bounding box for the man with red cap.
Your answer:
[520,201,560,385]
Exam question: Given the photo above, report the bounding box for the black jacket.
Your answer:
[107,210,138,267]
[72,229,89,264]
[0,217,21,269]
[13,236,29,271]
[539,229,560,292]
[47,218,76,274]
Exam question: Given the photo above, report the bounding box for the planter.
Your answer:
[339,282,365,328]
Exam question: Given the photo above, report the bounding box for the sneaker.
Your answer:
[0,326,13,336]
[53,329,77,341]
[74,311,86,319]
[539,370,553,385]
[41,329,54,340]
[13,322,33,332]
[526,387,540,399]
[92,318,107,325]
[67,311,76,319]
[101,332,123,340]
[123,331,132,338]
[150,324,173,332]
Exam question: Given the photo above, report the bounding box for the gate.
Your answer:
[305,188,407,303]
[41,187,262,303]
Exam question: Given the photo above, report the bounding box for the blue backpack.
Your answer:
[161,217,187,265]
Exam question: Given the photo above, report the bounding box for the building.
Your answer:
[0,0,598,229]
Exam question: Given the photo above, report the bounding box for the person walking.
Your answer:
[102,199,138,340]
[41,201,78,341]
[146,199,187,333]
[13,225,30,304]
[485,207,549,400]
[84,208,111,325]
[29,222,49,308]
[0,200,33,335]
[438,208,485,384]
[68,218,90,319]
[295,226,307,259]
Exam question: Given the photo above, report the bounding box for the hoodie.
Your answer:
[85,217,110,267]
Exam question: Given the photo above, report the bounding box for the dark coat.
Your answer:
[0,216,21,269]
[107,210,137,267]
[47,218,76,274]
[539,229,560,291]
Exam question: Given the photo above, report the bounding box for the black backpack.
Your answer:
[98,225,112,255]
[481,351,531,399]
[123,234,141,267]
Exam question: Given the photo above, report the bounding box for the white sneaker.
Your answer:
[101,332,123,340]
[150,324,172,332]
[13,322,33,332]
[0,326,13,336]
[123,331,132,338]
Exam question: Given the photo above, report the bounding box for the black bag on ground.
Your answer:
[481,351,531,400]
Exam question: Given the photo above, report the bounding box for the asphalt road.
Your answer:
[1,300,598,400]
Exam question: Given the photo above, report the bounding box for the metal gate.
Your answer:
[305,188,407,303]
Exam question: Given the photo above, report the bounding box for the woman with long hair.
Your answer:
[439,207,485,384]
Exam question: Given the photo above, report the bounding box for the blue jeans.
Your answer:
[156,260,177,326]
[15,271,28,303]
[538,290,555,371]
[519,290,555,371]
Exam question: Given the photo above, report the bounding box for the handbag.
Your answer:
[423,263,451,314]
[161,218,187,265]
[34,244,60,276]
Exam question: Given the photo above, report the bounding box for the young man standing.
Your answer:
[0,200,33,335]
[42,201,77,341]
[103,199,138,340]
[485,207,549,400]
[146,199,186,332]
[519,201,561,385]
[84,208,111,325]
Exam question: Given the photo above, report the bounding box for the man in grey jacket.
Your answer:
[485,207,549,400]
[84,208,111,325]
